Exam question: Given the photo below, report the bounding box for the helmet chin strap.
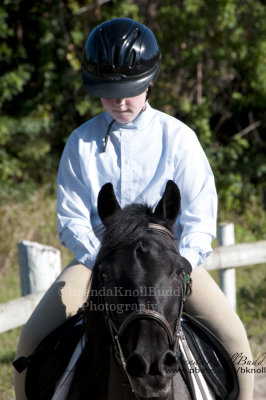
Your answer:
[103,119,115,152]
[103,100,148,152]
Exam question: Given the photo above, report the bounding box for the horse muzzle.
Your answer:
[126,350,177,399]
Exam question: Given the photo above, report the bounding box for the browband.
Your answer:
[147,223,175,240]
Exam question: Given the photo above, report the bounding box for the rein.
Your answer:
[99,222,192,393]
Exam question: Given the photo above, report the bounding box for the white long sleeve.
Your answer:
[57,103,217,269]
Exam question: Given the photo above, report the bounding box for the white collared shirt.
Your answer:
[57,103,217,269]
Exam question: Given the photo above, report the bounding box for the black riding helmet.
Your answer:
[82,18,161,98]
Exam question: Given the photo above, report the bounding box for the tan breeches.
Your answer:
[14,263,254,400]
[184,266,254,400]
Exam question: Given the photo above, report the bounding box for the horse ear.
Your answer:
[97,183,121,225]
[154,180,181,225]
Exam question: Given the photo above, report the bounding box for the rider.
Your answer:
[14,18,253,400]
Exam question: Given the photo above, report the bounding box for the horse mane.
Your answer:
[67,203,173,399]
[66,277,109,398]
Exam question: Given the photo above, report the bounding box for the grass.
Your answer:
[0,185,265,398]
[0,184,72,400]
[0,265,22,400]
[0,183,72,278]
[0,327,22,400]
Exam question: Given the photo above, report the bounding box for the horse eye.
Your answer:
[176,268,183,277]
[102,271,111,281]
[172,267,183,280]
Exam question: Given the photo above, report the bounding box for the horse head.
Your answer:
[94,180,192,399]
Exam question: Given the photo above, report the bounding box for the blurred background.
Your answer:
[0,0,265,398]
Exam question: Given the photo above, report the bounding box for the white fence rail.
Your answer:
[205,222,266,310]
[0,291,46,334]
[204,241,266,270]
[0,241,61,334]
[18,240,61,295]
[0,227,266,334]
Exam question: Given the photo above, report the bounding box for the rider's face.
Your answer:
[101,90,147,123]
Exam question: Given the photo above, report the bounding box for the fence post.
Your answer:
[218,222,236,310]
[18,240,61,296]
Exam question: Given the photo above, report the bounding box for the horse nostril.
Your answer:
[159,350,178,375]
[126,352,148,378]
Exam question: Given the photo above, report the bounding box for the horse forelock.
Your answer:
[97,203,152,261]
[90,203,174,288]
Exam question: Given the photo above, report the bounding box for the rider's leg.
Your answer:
[14,261,91,400]
[185,265,254,400]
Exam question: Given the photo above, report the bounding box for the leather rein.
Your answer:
[98,223,192,391]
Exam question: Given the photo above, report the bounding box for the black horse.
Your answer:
[14,180,239,399]
[67,180,194,399]
[66,180,238,400]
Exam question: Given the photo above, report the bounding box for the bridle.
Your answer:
[98,223,192,392]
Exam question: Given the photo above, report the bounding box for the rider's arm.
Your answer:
[57,128,101,269]
[173,125,217,270]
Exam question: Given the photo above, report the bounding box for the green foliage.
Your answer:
[237,265,266,323]
[152,0,266,237]
[0,0,265,236]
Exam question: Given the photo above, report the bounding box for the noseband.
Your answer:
[99,223,192,391]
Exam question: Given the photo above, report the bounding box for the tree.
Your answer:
[152,0,266,216]
[0,0,104,197]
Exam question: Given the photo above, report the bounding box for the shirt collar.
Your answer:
[103,102,154,130]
